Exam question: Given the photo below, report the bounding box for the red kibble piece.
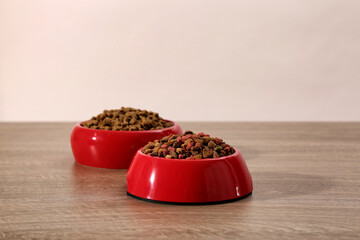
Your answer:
[224,147,230,152]
[161,144,168,148]
[176,136,182,142]
[161,150,168,156]
[178,154,183,159]
[214,137,222,144]
[197,132,210,137]
[185,134,192,139]
[186,142,194,150]
[168,147,175,152]
[195,142,201,148]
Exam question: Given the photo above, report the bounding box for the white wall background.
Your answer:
[1,0,359,122]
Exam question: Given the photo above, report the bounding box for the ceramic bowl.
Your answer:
[71,120,183,169]
[127,148,253,204]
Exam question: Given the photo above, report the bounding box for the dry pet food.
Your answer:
[141,131,235,159]
[81,107,174,131]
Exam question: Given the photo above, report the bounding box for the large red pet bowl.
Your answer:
[70,120,183,169]
[127,148,253,204]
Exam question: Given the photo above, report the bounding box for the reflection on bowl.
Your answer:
[127,148,253,204]
[71,120,183,169]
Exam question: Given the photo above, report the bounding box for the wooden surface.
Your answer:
[0,122,359,239]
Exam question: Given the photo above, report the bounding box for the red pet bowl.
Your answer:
[127,148,253,204]
[70,120,183,169]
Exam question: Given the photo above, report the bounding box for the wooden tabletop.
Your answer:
[0,122,359,239]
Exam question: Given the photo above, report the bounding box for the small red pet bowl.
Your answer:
[127,148,253,204]
[70,120,183,169]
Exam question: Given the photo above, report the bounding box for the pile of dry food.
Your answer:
[141,131,235,159]
[80,107,174,131]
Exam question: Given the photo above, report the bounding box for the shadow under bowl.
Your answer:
[70,120,183,169]
[127,148,253,204]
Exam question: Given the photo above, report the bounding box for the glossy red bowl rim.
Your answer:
[76,119,179,134]
[136,146,239,162]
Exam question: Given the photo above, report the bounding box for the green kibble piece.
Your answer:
[214,146,222,152]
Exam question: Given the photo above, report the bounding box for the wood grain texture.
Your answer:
[0,122,359,239]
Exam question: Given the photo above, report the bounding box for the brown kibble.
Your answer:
[202,150,213,158]
[191,151,199,156]
[184,139,193,145]
[202,136,211,143]
[152,147,160,153]
[97,113,105,120]
[129,125,138,131]
[213,151,220,158]
[142,120,152,129]
[168,135,177,140]
[144,149,153,154]
[165,155,172,159]
[170,150,177,159]
[129,118,137,125]
[173,141,182,148]
[145,142,155,149]
[192,144,201,151]
[166,140,176,146]
[150,151,158,156]
[208,141,216,148]
[159,149,168,157]
[80,107,174,131]
[103,117,113,126]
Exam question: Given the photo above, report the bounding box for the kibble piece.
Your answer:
[208,141,216,148]
[214,146,222,152]
[170,150,178,159]
[202,150,213,158]
[144,149,153,154]
[144,142,155,149]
